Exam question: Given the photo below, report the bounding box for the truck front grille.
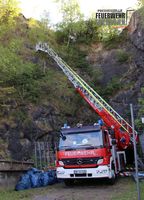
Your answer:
[61,157,102,166]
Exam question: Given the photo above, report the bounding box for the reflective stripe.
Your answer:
[36,42,137,143]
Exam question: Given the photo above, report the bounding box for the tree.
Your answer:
[138,0,144,6]
[28,10,54,45]
[0,0,20,23]
[83,17,99,42]
[56,0,85,46]
[40,10,50,29]
[0,0,20,37]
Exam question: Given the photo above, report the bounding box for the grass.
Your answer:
[116,49,130,63]
[0,186,52,200]
[0,178,144,200]
[112,178,144,200]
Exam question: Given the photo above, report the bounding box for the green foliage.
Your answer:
[0,0,20,23]
[1,178,144,200]
[58,0,83,25]
[104,32,128,49]
[138,0,144,6]
[0,44,34,83]
[9,38,23,53]
[56,0,85,46]
[97,26,129,49]
[0,41,45,103]
[83,18,99,43]
[12,109,27,121]
[98,26,119,42]
[0,86,16,112]
[0,0,143,163]
[57,45,88,69]
[27,9,57,45]
[101,77,122,99]
[28,19,47,43]
[93,68,103,83]
[0,0,138,134]
[138,6,144,28]
[0,0,20,38]
[56,17,99,45]
[116,49,130,63]
[135,87,144,130]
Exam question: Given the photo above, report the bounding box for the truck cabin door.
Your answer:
[103,130,111,153]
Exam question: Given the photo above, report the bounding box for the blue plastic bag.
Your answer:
[30,172,41,188]
[39,172,49,186]
[48,170,57,185]
[15,174,31,191]
[15,168,57,191]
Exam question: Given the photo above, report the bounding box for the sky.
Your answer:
[19,0,138,24]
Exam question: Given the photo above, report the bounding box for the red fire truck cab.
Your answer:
[56,124,126,185]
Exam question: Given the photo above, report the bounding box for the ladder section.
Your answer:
[36,42,137,140]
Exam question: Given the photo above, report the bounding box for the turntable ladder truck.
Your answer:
[36,42,138,183]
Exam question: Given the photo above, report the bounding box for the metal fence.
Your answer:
[34,142,56,169]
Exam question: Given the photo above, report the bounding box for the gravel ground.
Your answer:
[33,178,131,200]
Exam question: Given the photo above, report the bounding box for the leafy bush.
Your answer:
[135,87,144,130]
[58,44,88,69]
[102,77,122,99]
[116,49,129,63]
[98,26,119,42]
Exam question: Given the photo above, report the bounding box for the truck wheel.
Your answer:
[64,179,74,186]
[109,165,116,185]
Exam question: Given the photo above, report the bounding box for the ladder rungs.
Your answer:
[36,43,137,139]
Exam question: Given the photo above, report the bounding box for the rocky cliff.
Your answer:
[110,9,144,117]
[0,10,144,161]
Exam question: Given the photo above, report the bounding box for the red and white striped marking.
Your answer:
[119,171,132,177]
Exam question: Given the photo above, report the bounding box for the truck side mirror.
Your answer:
[60,131,67,141]
[111,139,116,145]
[62,135,66,141]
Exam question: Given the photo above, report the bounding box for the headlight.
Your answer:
[97,158,103,165]
[58,161,64,166]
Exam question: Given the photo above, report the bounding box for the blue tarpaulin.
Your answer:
[15,168,57,191]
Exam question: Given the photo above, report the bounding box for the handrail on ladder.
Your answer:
[35,42,138,142]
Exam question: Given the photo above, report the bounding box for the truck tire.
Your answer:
[108,171,116,185]
[108,164,116,185]
[64,179,74,186]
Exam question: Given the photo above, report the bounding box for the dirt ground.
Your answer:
[33,178,133,200]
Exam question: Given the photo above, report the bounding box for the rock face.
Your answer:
[110,10,144,117]
[85,10,144,121]
[0,105,62,160]
[1,10,144,161]
[128,9,144,51]
[0,100,97,161]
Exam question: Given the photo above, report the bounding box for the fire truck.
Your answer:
[36,43,138,185]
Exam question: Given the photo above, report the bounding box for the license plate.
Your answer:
[74,170,86,174]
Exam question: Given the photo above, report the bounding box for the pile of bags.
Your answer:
[15,168,57,191]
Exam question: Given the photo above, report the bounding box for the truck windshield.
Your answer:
[59,131,103,150]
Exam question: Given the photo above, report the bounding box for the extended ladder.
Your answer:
[36,42,137,145]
